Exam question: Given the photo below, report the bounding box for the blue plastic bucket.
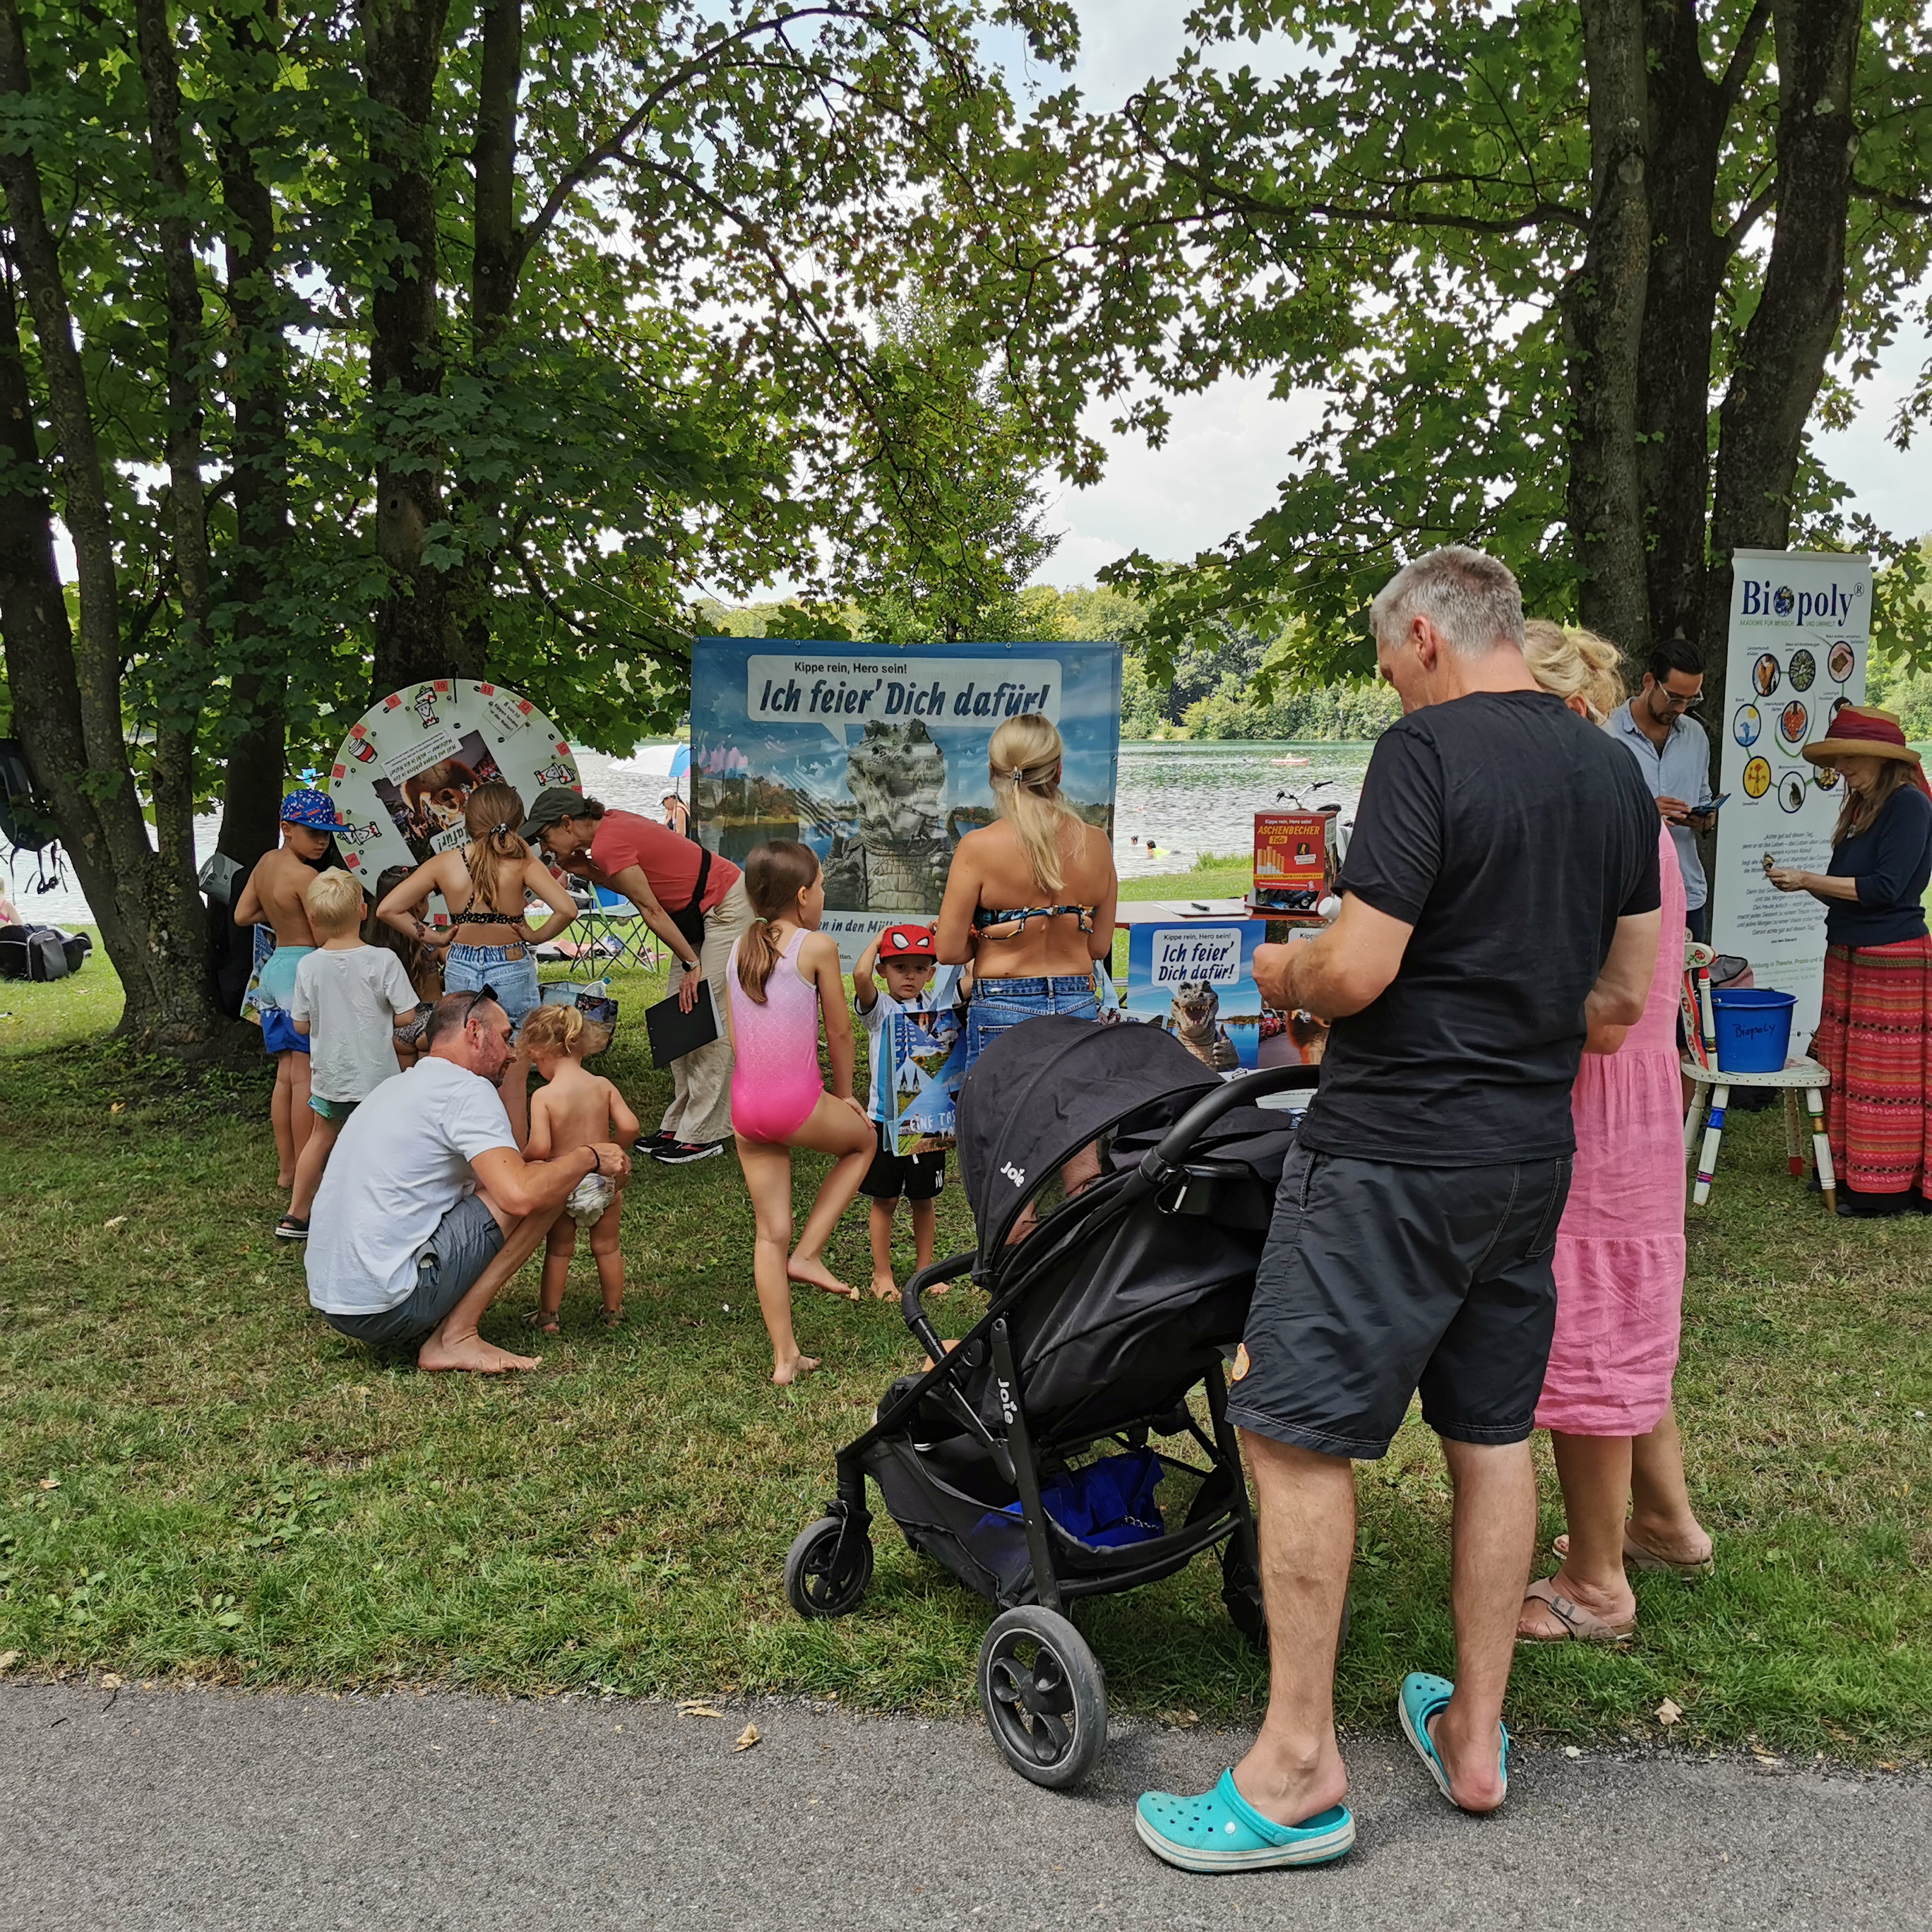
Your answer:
[1711,988,1796,1073]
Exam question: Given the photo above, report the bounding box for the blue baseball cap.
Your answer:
[280,787,345,831]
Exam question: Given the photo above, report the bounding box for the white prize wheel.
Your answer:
[325,679,579,927]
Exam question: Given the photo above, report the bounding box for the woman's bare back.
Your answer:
[939,818,1117,979]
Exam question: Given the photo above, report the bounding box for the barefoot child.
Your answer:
[723,840,876,1384]
[852,924,967,1300]
[233,789,342,1188]
[279,869,422,1241]
[520,1003,640,1333]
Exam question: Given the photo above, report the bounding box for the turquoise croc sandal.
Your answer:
[1397,1671,1509,1812]
[1135,1769,1355,1873]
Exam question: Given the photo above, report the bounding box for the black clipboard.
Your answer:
[644,982,719,1067]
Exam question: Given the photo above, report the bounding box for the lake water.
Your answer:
[4,739,1376,927]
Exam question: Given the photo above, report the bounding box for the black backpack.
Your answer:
[0,923,73,981]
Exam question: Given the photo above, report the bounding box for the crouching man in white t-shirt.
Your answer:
[306,989,633,1373]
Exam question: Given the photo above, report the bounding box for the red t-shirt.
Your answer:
[588,810,739,913]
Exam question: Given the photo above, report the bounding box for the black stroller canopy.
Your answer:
[956,1016,1222,1252]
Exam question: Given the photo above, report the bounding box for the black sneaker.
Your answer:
[637,1128,677,1152]
[653,1138,726,1164]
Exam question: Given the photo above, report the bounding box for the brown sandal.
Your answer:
[1517,1577,1635,1645]
[525,1308,561,1336]
[1551,1530,1714,1577]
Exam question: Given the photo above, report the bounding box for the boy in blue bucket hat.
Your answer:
[234,788,349,1190]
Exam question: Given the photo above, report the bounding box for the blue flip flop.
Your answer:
[1135,1769,1356,1873]
[1397,1671,1509,1812]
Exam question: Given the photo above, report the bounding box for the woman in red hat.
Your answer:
[1765,705,1932,1215]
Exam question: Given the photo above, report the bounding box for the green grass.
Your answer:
[2,938,1929,1760]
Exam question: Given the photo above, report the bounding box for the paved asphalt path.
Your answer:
[3,1681,1926,1931]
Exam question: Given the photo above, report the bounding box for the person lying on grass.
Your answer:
[520,1002,639,1336]
[304,989,632,1374]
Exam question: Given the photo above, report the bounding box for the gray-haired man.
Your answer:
[1134,547,1662,1871]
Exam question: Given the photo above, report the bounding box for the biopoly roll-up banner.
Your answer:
[1713,549,1871,1046]
[688,638,1123,966]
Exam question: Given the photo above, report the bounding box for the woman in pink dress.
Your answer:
[1516,624,1714,1644]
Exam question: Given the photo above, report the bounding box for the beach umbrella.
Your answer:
[669,743,691,778]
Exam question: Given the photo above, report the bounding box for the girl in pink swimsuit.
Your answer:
[724,840,876,1384]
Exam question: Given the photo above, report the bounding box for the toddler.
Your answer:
[279,867,419,1241]
[723,840,875,1384]
[852,925,968,1300]
[522,1002,640,1332]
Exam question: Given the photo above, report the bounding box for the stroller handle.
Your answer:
[902,1247,979,1341]
[1133,1063,1319,1195]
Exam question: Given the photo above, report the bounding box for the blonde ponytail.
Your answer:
[462,781,530,909]
[737,840,820,1004]
[1522,621,1626,724]
[987,713,1078,895]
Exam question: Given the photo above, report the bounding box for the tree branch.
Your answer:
[1717,0,1773,114]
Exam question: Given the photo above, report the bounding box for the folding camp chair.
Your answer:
[569,883,658,974]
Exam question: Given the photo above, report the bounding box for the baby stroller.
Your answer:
[782,1015,1316,1787]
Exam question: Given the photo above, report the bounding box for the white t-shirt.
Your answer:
[860,967,960,1123]
[290,945,419,1103]
[306,1056,516,1315]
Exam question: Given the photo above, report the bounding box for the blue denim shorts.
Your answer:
[320,1195,505,1349]
[443,944,540,1027]
[964,975,1101,1073]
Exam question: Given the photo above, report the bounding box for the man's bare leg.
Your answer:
[1432,1437,1536,1812]
[1229,1433,1354,1827]
[417,1194,564,1373]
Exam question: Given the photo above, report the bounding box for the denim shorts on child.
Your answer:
[442,943,539,1028]
[963,975,1100,1074]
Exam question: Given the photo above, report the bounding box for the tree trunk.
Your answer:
[1700,0,1864,768]
[133,0,217,1000]
[448,0,522,672]
[1563,0,1653,666]
[0,0,221,1045]
[360,0,457,698]
[211,0,293,872]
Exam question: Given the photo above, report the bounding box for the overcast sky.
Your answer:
[1001,4,1931,587]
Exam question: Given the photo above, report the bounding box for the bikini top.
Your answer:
[446,905,528,928]
[972,903,1096,939]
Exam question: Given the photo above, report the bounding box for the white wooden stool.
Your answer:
[1681,1056,1835,1213]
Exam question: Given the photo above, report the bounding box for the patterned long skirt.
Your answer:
[1814,937,1932,1198]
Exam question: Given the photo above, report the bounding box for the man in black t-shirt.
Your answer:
[1133,549,1660,1874]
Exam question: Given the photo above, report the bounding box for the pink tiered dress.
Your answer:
[1535,825,1687,1436]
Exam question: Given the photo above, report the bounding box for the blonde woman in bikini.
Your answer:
[377,780,578,1142]
[936,713,1119,1072]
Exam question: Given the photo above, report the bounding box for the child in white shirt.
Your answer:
[853,924,969,1301]
[280,869,420,1242]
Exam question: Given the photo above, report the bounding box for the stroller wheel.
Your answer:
[977,1606,1107,1789]
[784,1517,873,1618]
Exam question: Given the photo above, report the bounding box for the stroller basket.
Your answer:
[785,1018,1320,1789]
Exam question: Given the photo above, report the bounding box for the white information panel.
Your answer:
[1712,549,1870,1045]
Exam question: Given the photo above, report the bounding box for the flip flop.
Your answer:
[1135,1770,1355,1873]
[1551,1531,1714,1577]
[1517,1577,1635,1645]
[1397,1672,1508,1813]
[274,1215,309,1243]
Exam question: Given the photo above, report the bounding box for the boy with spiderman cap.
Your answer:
[852,923,970,1301]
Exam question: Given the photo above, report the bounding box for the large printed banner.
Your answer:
[1713,549,1871,1045]
[1119,919,1326,1070]
[690,638,1123,964]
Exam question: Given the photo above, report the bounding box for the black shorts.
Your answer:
[860,1123,946,1203]
[1225,1143,1571,1460]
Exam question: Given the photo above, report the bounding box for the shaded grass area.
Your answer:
[1,927,1929,1761]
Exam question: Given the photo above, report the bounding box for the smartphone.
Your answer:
[1703,793,1730,813]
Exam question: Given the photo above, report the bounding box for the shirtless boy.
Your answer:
[520,1002,640,1332]
[234,789,344,1187]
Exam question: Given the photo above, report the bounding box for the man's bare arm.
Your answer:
[1582,910,1662,1041]
[472,1142,631,1217]
[1251,895,1414,1021]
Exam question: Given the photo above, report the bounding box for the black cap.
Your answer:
[520,785,588,841]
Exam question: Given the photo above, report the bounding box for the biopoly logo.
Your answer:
[1001,1161,1027,1188]
[1739,578,1865,625]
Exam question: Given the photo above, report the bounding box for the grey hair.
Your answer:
[1369,545,1526,657]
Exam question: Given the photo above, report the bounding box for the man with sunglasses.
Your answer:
[1611,636,1717,943]
[306,987,632,1372]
